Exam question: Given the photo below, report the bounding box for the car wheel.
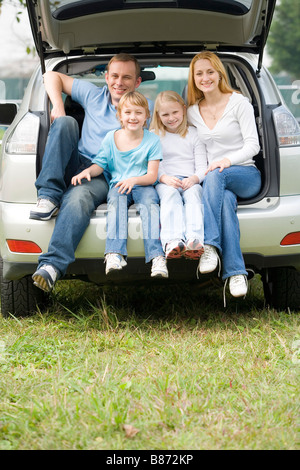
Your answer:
[0,257,49,318]
[262,267,300,311]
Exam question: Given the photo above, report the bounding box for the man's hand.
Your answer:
[43,71,74,122]
[50,103,66,122]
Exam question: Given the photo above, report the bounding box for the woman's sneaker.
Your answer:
[184,239,204,260]
[30,199,59,221]
[229,275,248,297]
[32,264,58,292]
[165,239,186,259]
[105,253,127,275]
[151,256,168,278]
[197,245,220,274]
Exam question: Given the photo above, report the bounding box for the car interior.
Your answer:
[50,55,266,210]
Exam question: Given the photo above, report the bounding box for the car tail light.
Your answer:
[280,232,300,246]
[6,239,42,253]
[5,112,40,154]
[272,106,300,147]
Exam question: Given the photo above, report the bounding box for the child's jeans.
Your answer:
[105,185,164,263]
[155,178,204,249]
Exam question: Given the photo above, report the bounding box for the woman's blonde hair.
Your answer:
[187,51,236,106]
[150,90,188,137]
[117,91,150,127]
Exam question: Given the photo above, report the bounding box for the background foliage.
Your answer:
[267,0,300,79]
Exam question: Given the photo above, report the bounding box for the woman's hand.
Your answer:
[205,157,231,174]
[159,175,183,188]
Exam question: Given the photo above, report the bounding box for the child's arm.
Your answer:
[115,160,159,194]
[71,164,104,186]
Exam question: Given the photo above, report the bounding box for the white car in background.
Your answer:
[0,0,300,317]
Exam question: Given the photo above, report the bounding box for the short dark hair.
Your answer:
[107,53,141,79]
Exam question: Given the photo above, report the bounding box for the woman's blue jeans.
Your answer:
[36,116,109,277]
[105,185,164,263]
[202,165,261,280]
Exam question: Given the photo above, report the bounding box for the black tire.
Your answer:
[0,258,48,318]
[262,267,300,311]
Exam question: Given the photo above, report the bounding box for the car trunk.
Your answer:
[38,52,274,208]
[26,0,277,205]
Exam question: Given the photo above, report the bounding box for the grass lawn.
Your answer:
[0,275,299,450]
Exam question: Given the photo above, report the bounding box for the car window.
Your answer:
[0,126,6,148]
[70,66,190,103]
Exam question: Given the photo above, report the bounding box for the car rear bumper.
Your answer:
[1,196,300,280]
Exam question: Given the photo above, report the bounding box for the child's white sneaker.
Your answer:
[105,253,127,275]
[151,256,168,278]
[229,275,248,297]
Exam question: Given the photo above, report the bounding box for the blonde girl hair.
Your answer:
[117,91,150,128]
[187,51,237,106]
[150,90,188,138]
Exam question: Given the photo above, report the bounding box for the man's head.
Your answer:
[105,53,142,107]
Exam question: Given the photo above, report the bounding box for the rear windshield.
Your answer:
[68,65,190,103]
[52,0,254,20]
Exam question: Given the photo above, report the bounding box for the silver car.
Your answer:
[1,0,300,316]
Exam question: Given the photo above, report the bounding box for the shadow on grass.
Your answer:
[42,274,266,329]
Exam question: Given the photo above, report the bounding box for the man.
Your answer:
[31,54,167,292]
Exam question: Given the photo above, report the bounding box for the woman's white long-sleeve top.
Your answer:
[157,126,208,183]
[187,92,260,176]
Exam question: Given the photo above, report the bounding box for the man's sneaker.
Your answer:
[32,264,58,292]
[30,199,59,221]
[197,245,220,274]
[184,239,204,260]
[105,253,127,275]
[165,239,186,259]
[151,256,169,278]
[229,275,248,297]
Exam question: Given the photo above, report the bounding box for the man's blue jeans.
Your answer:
[202,165,261,280]
[105,185,164,263]
[36,116,108,277]
[35,116,87,205]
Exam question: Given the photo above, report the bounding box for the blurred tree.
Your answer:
[267,0,300,79]
[0,0,27,21]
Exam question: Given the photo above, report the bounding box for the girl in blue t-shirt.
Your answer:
[72,91,168,278]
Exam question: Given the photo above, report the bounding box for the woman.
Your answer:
[187,51,261,301]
